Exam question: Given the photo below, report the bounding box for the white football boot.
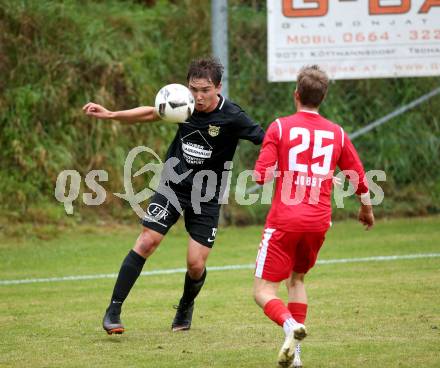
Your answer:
[277,323,307,367]
[292,343,303,368]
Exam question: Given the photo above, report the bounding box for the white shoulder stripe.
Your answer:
[340,127,345,148]
[276,119,282,140]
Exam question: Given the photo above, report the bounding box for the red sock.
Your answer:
[263,299,292,327]
[288,302,308,324]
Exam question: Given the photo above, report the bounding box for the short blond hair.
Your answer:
[296,65,329,107]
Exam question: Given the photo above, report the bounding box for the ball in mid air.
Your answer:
[154,84,195,123]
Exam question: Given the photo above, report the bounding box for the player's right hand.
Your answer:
[82,102,113,119]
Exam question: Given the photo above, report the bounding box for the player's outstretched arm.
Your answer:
[82,102,160,124]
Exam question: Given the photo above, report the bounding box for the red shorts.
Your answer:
[254,228,326,282]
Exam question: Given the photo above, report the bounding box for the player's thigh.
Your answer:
[255,228,301,282]
[293,231,326,274]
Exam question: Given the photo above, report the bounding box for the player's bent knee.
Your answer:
[134,229,162,258]
[186,261,205,279]
[187,264,205,278]
[253,290,272,308]
[289,272,305,285]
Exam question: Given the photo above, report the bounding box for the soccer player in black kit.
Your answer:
[83,57,265,334]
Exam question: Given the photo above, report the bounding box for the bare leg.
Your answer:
[254,277,306,367]
[253,277,281,308]
[171,237,211,331]
[286,272,307,368]
[103,227,163,334]
[287,272,307,305]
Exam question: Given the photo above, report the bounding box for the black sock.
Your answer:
[180,269,207,306]
[109,250,146,312]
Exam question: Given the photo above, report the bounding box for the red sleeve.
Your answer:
[253,121,279,184]
[337,132,369,195]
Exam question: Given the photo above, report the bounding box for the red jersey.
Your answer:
[254,111,369,232]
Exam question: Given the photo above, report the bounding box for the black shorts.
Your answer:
[141,191,220,248]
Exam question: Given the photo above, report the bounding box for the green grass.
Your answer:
[1,216,440,367]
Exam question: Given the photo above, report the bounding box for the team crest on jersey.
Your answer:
[208,125,220,137]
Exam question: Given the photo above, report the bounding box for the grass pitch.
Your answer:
[1,216,439,367]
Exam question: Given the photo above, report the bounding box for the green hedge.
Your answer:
[0,0,439,223]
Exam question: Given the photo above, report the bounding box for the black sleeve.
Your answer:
[236,111,265,145]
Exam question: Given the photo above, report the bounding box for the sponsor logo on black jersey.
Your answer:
[181,130,213,165]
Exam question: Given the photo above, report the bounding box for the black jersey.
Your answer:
[160,95,265,203]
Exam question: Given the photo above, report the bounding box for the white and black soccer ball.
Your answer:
[154,84,195,123]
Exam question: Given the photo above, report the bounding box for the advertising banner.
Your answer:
[268,0,440,81]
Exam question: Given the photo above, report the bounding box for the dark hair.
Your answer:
[186,57,224,87]
[296,65,329,107]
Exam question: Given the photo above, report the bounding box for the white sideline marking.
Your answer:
[1,253,439,286]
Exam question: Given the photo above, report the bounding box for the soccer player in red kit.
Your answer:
[252,65,374,367]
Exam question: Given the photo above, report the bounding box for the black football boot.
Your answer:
[171,300,194,332]
[102,306,125,335]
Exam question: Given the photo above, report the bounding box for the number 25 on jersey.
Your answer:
[288,128,334,176]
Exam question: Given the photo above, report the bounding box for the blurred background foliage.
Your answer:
[0,0,439,225]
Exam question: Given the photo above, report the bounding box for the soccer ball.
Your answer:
[154,84,195,123]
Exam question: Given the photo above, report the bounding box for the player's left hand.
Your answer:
[358,205,374,230]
